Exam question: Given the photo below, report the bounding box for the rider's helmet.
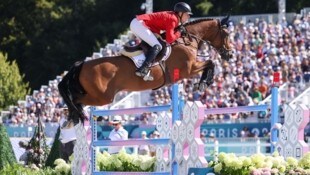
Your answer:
[174,2,193,15]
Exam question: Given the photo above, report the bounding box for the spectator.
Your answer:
[207,132,217,143]
[149,130,160,157]
[301,59,310,83]
[59,107,76,162]
[138,131,150,155]
[108,115,128,154]
[240,126,250,142]
[19,140,30,165]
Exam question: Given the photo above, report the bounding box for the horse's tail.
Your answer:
[58,61,87,124]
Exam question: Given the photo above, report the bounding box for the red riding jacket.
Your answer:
[136,11,181,44]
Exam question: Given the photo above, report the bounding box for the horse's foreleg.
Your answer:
[192,60,215,91]
[191,60,213,75]
[199,66,214,85]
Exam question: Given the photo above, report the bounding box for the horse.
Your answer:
[58,15,233,124]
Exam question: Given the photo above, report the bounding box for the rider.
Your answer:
[130,2,192,78]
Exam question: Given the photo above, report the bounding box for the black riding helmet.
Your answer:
[174,2,193,15]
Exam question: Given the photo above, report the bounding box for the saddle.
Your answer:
[120,37,171,69]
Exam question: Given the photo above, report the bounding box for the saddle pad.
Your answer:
[120,46,172,68]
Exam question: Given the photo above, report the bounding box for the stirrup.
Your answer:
[143,70,154,81]
[135,66,150,77]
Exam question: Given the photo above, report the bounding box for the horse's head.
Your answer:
[184,15,233,62]
[217,14,233,61]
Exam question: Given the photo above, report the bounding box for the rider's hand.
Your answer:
[178,26,187,37]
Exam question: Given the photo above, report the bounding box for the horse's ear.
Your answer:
[220,10,231,27]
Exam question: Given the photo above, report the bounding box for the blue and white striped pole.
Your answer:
[171,69,180,175]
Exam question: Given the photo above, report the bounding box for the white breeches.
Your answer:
[130,18,162,50]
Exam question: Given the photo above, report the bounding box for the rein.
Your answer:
[176,19,231,59]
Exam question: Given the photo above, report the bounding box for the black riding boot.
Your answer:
[135,44,161,77]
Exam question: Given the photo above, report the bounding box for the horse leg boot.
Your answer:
[135,44,161,80]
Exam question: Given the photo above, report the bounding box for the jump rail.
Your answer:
[90,84,179,175]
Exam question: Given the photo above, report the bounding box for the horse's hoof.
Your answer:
[206,80,214,86]
[199,83,206,91]
[193,82,206,91]
[193,83,199,91]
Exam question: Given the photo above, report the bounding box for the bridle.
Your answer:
[177,19,232,61]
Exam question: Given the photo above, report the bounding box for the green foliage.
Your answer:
[0,164,57,175]
[0,124,17,170]
[0,0,142,89]
[45,126,61,168]
[0,53,30,110]
[195,0,213,15]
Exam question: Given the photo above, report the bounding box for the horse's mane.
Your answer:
[183,18,215,26]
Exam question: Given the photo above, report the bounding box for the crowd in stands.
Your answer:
[2,78,66,126]
[1,13,309,127]
[144,14,310,124]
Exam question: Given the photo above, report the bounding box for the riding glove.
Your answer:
[178,25,187,36]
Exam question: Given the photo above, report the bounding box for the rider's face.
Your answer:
[179,12,190,23]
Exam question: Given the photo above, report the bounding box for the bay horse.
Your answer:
[58,15,233,124]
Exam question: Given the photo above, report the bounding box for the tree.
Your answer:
[0,52,30,110]
[0,124,17,169]
[45,126,61,168]
[194,0,213,16]
[26,116,50,167]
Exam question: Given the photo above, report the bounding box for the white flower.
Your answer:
[242,157,252,167]
[251,153,266,168]
[140,156,155,170]
[305,169,310,174]
[271,168,279,174]
[263,161,273,169]
[286,157,298,168]
[218,152,226,162]
[30,164,39,171]
[208,161,214,167]
[132,155,143,167]
[214,163,222,173]
[223,156,233,167]
[97,151,112,168]
[278,165,286,173]
[298,152,310,169]
[231,157,243,169]
[272,151,279,157]
[64,164,71,173]
[55,163,70,174]
[117,149,133,163]
[112,155,123,168]
[54,158,66,166]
